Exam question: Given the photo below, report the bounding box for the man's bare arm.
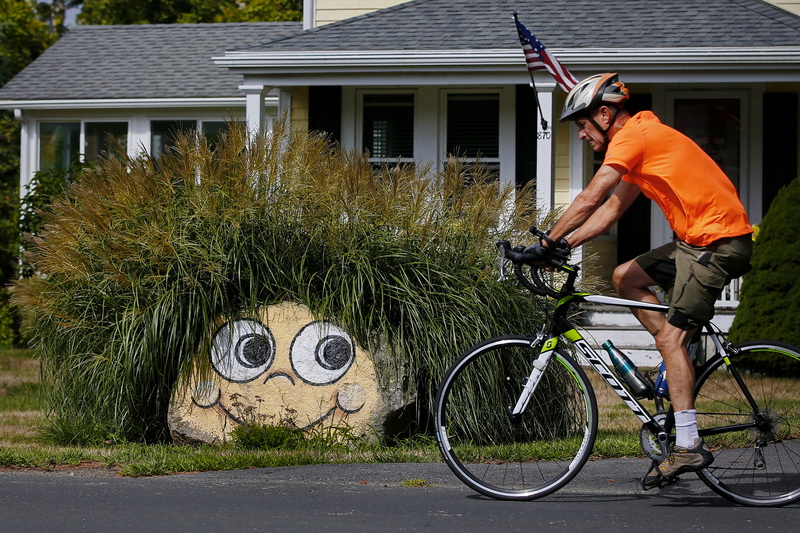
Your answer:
[567,179,641,248]
[547,164,626,243]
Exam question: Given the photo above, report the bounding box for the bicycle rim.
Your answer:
[694,341,800,506]
[434,336,597,500]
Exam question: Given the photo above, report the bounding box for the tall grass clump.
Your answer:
[13,122,556,444]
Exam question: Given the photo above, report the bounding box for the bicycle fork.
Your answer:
[508,335,554,421]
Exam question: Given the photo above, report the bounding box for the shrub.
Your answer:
[13,122,557,444]
[729,179,800,349]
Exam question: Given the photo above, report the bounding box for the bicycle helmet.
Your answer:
[559,72,630,123]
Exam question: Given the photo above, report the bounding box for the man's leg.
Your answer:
[614,258,712,485]
[612,259,665,336]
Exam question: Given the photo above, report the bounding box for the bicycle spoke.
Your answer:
[695,342,800,506]
[435,337,597,500]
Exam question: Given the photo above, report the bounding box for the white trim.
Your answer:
[242,84,268,135]
[0,98,259,110]
[215,47,800,70]
[499,86,517,192]
[303,0,316,30]
[569,121,586,265]
[534,86,555,211]
[414,87,438,167]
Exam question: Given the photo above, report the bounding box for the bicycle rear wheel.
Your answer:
[694,341,800,506]
[434,336,597,500]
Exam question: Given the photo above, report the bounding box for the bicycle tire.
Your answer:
[694,341,800,506]
[434,335,598,500]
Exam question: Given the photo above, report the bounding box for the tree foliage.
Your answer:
[0,0,58,84]
[729,179,800,347]
[0,0,60,344]
[75,0,302,24]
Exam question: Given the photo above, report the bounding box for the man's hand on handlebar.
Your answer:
[523,234,572,264]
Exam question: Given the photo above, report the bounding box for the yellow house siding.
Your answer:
[766,1,800,16]
[315,0,408,26]
[553,90,572,209]
[290,86,310,133]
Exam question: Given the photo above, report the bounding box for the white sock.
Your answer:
[674,409,699,448]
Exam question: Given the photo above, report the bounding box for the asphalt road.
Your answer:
[1,457,798,532]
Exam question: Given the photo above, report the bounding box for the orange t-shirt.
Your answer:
[604,111,752,247]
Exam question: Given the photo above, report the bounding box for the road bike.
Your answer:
[434,228,800,507]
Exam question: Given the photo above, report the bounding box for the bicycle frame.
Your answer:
[511,288,671,441]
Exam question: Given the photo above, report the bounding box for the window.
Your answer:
[151,120,197,156]
[445,93,500,176]
[151,120,241,155]
[39,123,80,171]
[362,94,414,165]
[39,121,128,172]
[673,98,741,189]
[85,122,128,161]
[201,121,231,147]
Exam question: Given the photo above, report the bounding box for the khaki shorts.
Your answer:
[635,234,753,330]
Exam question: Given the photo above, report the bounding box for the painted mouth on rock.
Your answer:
[217,400,337,429]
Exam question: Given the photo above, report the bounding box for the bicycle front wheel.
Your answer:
[434,335,598,500]
[694,341,800,506]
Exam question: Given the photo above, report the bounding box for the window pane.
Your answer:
[363,94,414,159]
[39,122,80,171]
[85,122,128,162]
[201,121,242,147]
[674,98,740,189]
[151,120,196,156]
[446,94,499,158]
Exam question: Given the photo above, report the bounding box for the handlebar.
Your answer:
[497,227,579,299]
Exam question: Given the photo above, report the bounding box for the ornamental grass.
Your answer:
[13,122,556,444]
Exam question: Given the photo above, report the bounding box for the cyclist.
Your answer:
[528,73,753,487]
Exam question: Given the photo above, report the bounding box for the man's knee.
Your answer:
[654,324,694,358]
[612,260,646,294]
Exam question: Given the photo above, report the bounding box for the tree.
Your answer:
[729,178,800,348]
[217,0,302,22]
[75,0,302,25]
[0,0,59,343]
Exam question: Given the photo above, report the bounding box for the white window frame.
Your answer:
[438,87,516,190]
[355,89,418,167]
[35,119,131,170]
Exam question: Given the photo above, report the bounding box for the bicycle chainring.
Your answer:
[640,413,668,461]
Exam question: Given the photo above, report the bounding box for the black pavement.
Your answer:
[1,457,797,532]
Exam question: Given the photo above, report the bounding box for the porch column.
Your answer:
[535,85,556,211]
[240,83,269,136]
[277,88,293,128]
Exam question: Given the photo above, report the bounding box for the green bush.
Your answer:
[13,123,557,444]
[729,179,800,349]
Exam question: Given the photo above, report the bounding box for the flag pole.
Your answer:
[528,72,549,132]
[512,12,548,131]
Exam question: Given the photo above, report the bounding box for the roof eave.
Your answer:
[214,47,800,70]
[0,96,278,111]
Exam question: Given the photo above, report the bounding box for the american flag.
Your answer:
[514,14,578,93]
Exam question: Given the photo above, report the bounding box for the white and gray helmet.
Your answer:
[559,73,630,122]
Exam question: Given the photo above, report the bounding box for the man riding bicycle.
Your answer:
[528,73,753,487]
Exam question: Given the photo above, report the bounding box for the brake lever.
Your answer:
[497,244,508,281]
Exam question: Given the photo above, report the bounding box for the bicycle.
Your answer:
[434,227,800,507]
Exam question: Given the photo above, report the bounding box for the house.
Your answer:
[2,0,800,305]
[0,21,302,188]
